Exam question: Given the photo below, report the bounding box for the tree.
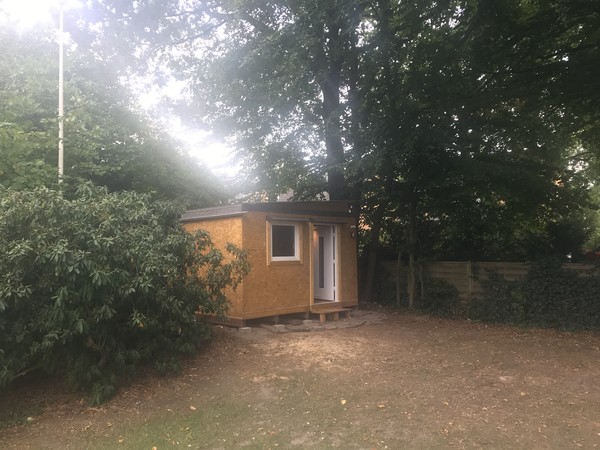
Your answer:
[0,26,224,207]
[352,0,597,301]
[0,29,57,189]
[67,0,599,299]
[73,0,367,200]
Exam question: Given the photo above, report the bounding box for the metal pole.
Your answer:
[58,6,64,184]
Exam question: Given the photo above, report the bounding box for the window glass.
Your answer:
[271,224,297,259]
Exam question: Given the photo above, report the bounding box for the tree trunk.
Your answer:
[407,251,416,309]
[395,250,403,308]
[418,260,425,302]
[362,206,384,302]
[320,4,346,201]
[406,196,418,309]
[346,9,365,203]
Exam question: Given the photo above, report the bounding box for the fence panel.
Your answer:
[380,260,598,300]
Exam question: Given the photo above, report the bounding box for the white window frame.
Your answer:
[270,222,300,262]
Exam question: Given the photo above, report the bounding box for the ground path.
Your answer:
[1,309,599,449]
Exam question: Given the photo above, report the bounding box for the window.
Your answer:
[270,223,299,261]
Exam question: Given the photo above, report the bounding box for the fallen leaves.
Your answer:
[3,312,600,450]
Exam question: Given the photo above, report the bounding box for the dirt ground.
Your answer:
[1,308,599,449]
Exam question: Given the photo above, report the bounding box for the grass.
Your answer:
[3,313,599,449]
[83,373,377,449]
[0,403,42,429]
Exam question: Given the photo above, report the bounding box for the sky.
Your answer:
[0,0,55,29]
[0,0,237,176]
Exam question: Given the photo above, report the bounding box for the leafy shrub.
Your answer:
[0,184,249,403]
[520,259,600,329]
[468,271,524,324]
[420,278,461,317]
[468,260,600,329]
[372,263,461,316]
[372,264,400,306]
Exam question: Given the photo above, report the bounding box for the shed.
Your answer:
[181,201,359,326]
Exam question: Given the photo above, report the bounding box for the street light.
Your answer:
[58,4,64,184]
[1,0,80,184]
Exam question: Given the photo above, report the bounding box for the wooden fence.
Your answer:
[380,260,599,300]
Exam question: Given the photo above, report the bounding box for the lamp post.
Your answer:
[58,4,64,184]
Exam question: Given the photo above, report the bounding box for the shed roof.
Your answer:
[181,201,354,222]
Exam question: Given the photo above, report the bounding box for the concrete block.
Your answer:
[285,324,311,332]
[239,327,252,333]
[302,319,313,325]
[260,323,289,334]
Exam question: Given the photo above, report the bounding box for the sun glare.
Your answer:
[1,0,238,177]
[0,0,81,30]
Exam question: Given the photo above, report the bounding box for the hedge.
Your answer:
[0,184,249,403]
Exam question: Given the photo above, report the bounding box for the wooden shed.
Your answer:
[181,201,359,326]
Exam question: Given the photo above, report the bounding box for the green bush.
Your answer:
[468,271,525,324]
[520,259,600,329]
[0,184,249,403]
[372,263,460,316]
[372,264,399,306]
[421,278,461,317]
[468,260,600,329]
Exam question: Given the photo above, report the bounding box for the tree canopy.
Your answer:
[5,1,600,287]
[0,26,224,207]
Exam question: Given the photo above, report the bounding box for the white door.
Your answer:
[313,225,336,301]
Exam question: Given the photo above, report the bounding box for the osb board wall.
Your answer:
[182,217,244,316]
[241,211,312,316]
[338,226,359,307]
[184,210,359,320]
[241,211,359,317]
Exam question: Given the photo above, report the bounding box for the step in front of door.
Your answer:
[310,307,353,324]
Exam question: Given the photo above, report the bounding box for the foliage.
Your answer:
[0,29,57,189]
[365,0,595,264]
[583,186,600,253]
[468,260,600,329]
[21,1,600,293]
[371,263,399,307]
[0,401,42,429]
[0,184,249,403]
[468,272,525,325]
[420,279,461,318]
[0,27,223,207]
[372,262,459,316]
[75,0,363,200]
